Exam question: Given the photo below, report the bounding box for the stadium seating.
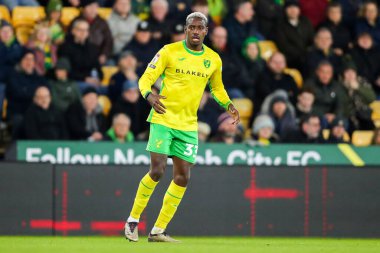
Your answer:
[101,66,119,86]
[258,40,278,61]
[98,8,112,20]
[15,26,33,45]
[0,5,11,23]
[284,68,303,88]
[98,95,112,116]
[322,129,350,142]
[2,99,7,120]
[352,130,374,146]
[232,98,253,130]
[370,101,380,127]
[12,6,46,27]
[60,7,80,27]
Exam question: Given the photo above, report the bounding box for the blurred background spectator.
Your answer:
[250,114,277,146]
[211,112,242,144]
[45,0,65,45]
[103,113,134,142]
[327,116,349,143]
[283,113,325,143]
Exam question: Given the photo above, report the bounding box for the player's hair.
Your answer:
[186,12,208,26]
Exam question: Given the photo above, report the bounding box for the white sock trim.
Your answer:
[127,216,139,223]
[151,226,165,234]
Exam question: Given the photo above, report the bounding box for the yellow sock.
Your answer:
[130,173,158,220]
[154,181,186,230]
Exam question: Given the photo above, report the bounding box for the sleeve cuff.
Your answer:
[143,91,152,99]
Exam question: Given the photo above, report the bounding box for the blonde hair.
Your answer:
[186,12,208,26]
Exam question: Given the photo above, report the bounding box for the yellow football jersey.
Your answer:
[139,40,232,131]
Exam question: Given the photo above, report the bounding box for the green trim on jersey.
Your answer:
[208,83,232,109]
[182,40,204,56]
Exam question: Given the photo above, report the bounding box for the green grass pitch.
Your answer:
[1,236,380,253]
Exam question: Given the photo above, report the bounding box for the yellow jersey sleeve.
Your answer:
[138,46,168,98]
[209,56,232,110]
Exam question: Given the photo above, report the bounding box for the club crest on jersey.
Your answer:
[204,59,211,68]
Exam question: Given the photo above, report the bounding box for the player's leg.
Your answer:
[148,129,197,242]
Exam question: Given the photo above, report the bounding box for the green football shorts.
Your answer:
[146,123,198,164]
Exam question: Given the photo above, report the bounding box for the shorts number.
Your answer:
[184,144,198,158]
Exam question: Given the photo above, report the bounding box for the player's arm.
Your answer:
[139,47,168,114]
[209,58,240,124]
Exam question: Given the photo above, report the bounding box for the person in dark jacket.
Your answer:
[223,0,264,54]
[5,51,47,138]
[355,1,380,45]
[304,61,345,127]
[318,2,352,54]
[255,52,299,110]
[58,18,103,86]
[66,87,107,141]
[326,117,349,144]
[295,87,316,122]
[23,86,68,140]
[275,0,314,72]
[108,51,138,103]
[68,0,113,64]
[122,21,160,76]
[283,113,325,143]
[49,58,81,112]
[147,0,173,47]
[109,79,150,139]
[254,0,283,40]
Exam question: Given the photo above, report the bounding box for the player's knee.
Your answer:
[174,173,190,186]
[149,160,166,181]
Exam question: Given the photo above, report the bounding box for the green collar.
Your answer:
[182,40,204,56]
[106,128,134,143]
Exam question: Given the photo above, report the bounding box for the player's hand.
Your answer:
[147,93,166,114]
[227,104,240,125]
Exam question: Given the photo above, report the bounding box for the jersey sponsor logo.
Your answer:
[149,64,156,69]
[204,59,211,68]
[175,68,210,78]
[178,57,186,61]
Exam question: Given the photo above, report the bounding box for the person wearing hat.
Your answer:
[66,86,107,140]
[340,61,376,133]
[23,85,68,140]
[45,0,65,45]
[250,114,277,146]
[68,0,113,65]
[122,20,160,76]
[274,0,314,72]
[108,51,138,103]
[211,112,242,144]
[170,22,185,42]
[49,57,81,112]
[326,116,349,144]
[109,77,150,139]
[108,0,140,57]
[349,32,380,96]
[197,121,211,142]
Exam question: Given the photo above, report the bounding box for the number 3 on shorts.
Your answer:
[184,144,198,158]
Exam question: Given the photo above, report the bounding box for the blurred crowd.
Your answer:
[0,0,380,146]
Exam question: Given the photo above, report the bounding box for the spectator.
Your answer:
[306,28,343,77]
[108,51,138,103]
[275,0,314,71]
[349,32,380,96]
[0,22,24,119]
[254,0,283,39]
[223,0,263,54]
[109,79,150,139]
[372,128,380,145]
[326,117,349,144]
[130,0,150,19]
[299,0,328,28]
[241,36,265,99]
[148,0,173,46]
[58,19,103,89]
[108,0,140,58]
[209,26,251,98]
[355,1,380,45]
[26,22,58,76]
[103,113,134,143]
[250,114,277,146]
[170,22,186,42]
[260,90,297,139]
[211,112,242,144]
[191,0,215,34]
[122,21,160,76]
[304,61,344,126]
[66,87,107,141]
[23,86,68,140]
[340,62,376,132]
[255,52,299,110]
[198,121,211,142]
[295,87,315,121]
[0,0,39,10]
[49,58,81,112]
[45,0,65,45]
[5,51,47,138]
[319,2,352,54]
[68,0,113,64]
[198,91,224,135]
[283,113,325,143]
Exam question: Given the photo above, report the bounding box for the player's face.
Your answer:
[185,18,208,48]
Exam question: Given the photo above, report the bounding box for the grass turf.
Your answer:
[1,236,380,253]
